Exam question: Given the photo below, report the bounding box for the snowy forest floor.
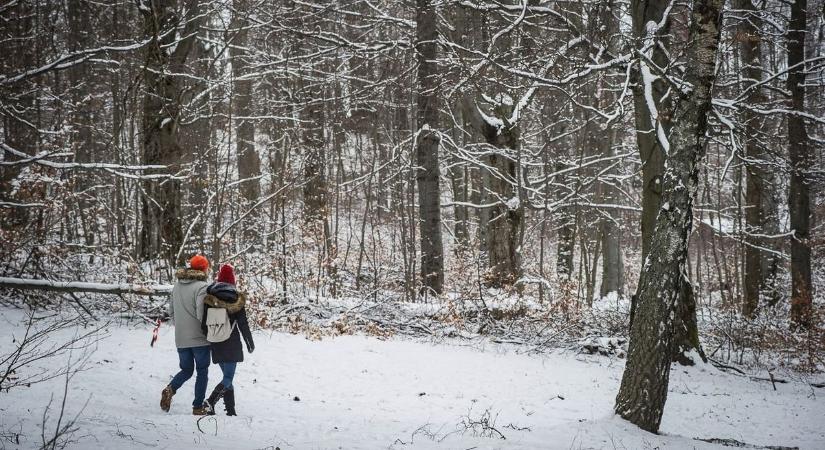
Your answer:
[1,308,824,450]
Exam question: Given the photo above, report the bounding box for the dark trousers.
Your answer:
[170,346,210,407]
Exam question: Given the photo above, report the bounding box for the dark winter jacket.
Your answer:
[200,282,254,363]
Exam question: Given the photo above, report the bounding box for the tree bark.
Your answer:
[627,2,702,365]
[462,97,523,287]
[628,0,671,329]
[179,31,214,254]
[415,0,445,295]
[138,0,203,266]
[786,0,813,328]
[231,0,262,209]
[598,134,625,298]
[448,104,470,249]
[631,0,671,262]
[0,1,37,223]
[615,0,723,433]
[737,0,781,317]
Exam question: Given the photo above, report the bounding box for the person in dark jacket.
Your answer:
[201,264,254,416]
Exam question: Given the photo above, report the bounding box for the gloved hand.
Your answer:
[247,341,255,354]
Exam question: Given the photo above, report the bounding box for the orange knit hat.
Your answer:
[189,254,209,271]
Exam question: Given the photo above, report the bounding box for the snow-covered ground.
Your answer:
[1,308,823,450]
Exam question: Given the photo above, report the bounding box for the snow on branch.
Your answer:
[0,38,154,86]
[1,143,171,173]
[0,277,173,296]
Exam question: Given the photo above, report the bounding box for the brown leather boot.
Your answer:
[192,404,210,415]
[160,385,175,412]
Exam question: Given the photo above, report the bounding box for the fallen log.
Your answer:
[0,277,173,296]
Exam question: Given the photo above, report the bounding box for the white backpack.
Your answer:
[206,308,236,343]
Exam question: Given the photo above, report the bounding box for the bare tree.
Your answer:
[137,0,204,265]
[415,0,445,295]
[737,0,781,317]
[787,0,814,327]
[615,0,724,433]
[231,0,262,217]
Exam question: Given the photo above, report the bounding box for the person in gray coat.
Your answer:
[160,254,212,415]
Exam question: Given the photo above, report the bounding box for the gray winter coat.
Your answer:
[168,268,210,348]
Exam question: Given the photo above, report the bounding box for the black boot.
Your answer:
[224,388,236,416]
[205,383,225,415]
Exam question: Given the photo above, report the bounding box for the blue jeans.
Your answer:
[170,346,210,407]
[218,362,237,389]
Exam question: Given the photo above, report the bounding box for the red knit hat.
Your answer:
[189,254,209,271]
[217,264,236,285]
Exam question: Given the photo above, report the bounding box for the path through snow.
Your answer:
[1,309,823,449]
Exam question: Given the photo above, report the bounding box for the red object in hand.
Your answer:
[150,319,161,347]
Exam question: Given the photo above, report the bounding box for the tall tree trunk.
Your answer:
[180,26,214,255]
[628,0,671,327]
[631,0,671,262]
[138,0,203,266]
[415,0,445,295]
[231,0,262,216]
[738,0,781,317]
[615,0,723,433]
[627,2,702,364]
[594,1,624,298]
[298,44,336,292]
[67,0,102,242]
[1,1,37,220]
[787,0,813,327]
[483,139,523,287]
[556,203,576,280]
[301,96,328,220]
[448,104,470,249]
[598,133,625,298]
[462,97,523,287]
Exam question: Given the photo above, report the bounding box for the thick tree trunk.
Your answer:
[627,2,702,364]
[179,34,213,254]
[628,0,670,329]
[138,0,202,265]
[483,142,523,287]
[462,97,524,287]
[415,0,445,295]
[615,0,723,433]
[631,0,671,262]
[231,0,262,208]
[786,0,813,328]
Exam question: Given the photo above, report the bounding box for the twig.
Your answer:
[694,437,798,449]
[196,416,217,436]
